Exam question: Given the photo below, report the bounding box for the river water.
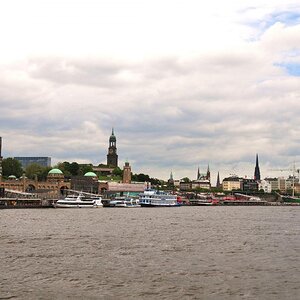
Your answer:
[0,207,299,299]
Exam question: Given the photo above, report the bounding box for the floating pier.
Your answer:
[0,198,55,209]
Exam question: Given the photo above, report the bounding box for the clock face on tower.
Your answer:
[109,148,113,154]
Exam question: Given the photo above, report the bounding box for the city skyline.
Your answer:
[0,133,296,185]
[1,1,300,182]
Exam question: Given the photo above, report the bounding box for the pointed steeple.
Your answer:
[197,166,200,180]
[109,127,116,143]
[168,170,174,187]
[206,164,210,181]
[216,171,221,188]
[254,153,261,181]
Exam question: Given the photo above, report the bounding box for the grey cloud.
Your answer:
[1,44,300,179]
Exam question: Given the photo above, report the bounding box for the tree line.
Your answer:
[1,158,163,185]
[1,158,94,181]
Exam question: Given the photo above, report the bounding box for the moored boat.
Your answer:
[109,197,141,208]
[0,198,52,209]
[190,199,219,206]
[189,194,220,206]
[281,195,300,203]
[139,189,180,207]
[54,193,103,208]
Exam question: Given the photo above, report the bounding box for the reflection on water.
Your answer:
[1,207,299,299]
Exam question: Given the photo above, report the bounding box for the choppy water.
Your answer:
[1,207,299,299]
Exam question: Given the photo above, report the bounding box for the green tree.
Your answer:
[113,167,123,177]
[2,158,23,178]
[79,164,93,175]
[131,173,162,186]
[150,177,161,185]
[25,163,51,181]
[54,161,80,177]
[69,162,80,176]
[134,173,151,182]
[210,187,223,193]
[55,162,71,177]
[39,166,52,181]
[181,177,191,183]
[25,163,43,180]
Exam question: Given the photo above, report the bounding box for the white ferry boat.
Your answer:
[55,193,103,208]
[139,190,180,207]
[107,197,140,208]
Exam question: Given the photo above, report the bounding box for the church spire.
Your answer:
[216,171,221,188]
[206,164,210,181]
[168,170,174,188]
[109,127,116,145]
[254,154,261,181]
[197,166,200,180]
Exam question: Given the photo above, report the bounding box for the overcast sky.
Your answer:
[1,0,300,183]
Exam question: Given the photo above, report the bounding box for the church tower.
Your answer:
[107,128,118,168]
[254,154,261,181]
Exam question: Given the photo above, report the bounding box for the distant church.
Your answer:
[192,165,211,190]
[254,153,261,181]
[197,165,210,181]
[107,128,118,168]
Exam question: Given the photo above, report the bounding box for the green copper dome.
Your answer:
[84,172,97,177]
[48,168,63,175]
